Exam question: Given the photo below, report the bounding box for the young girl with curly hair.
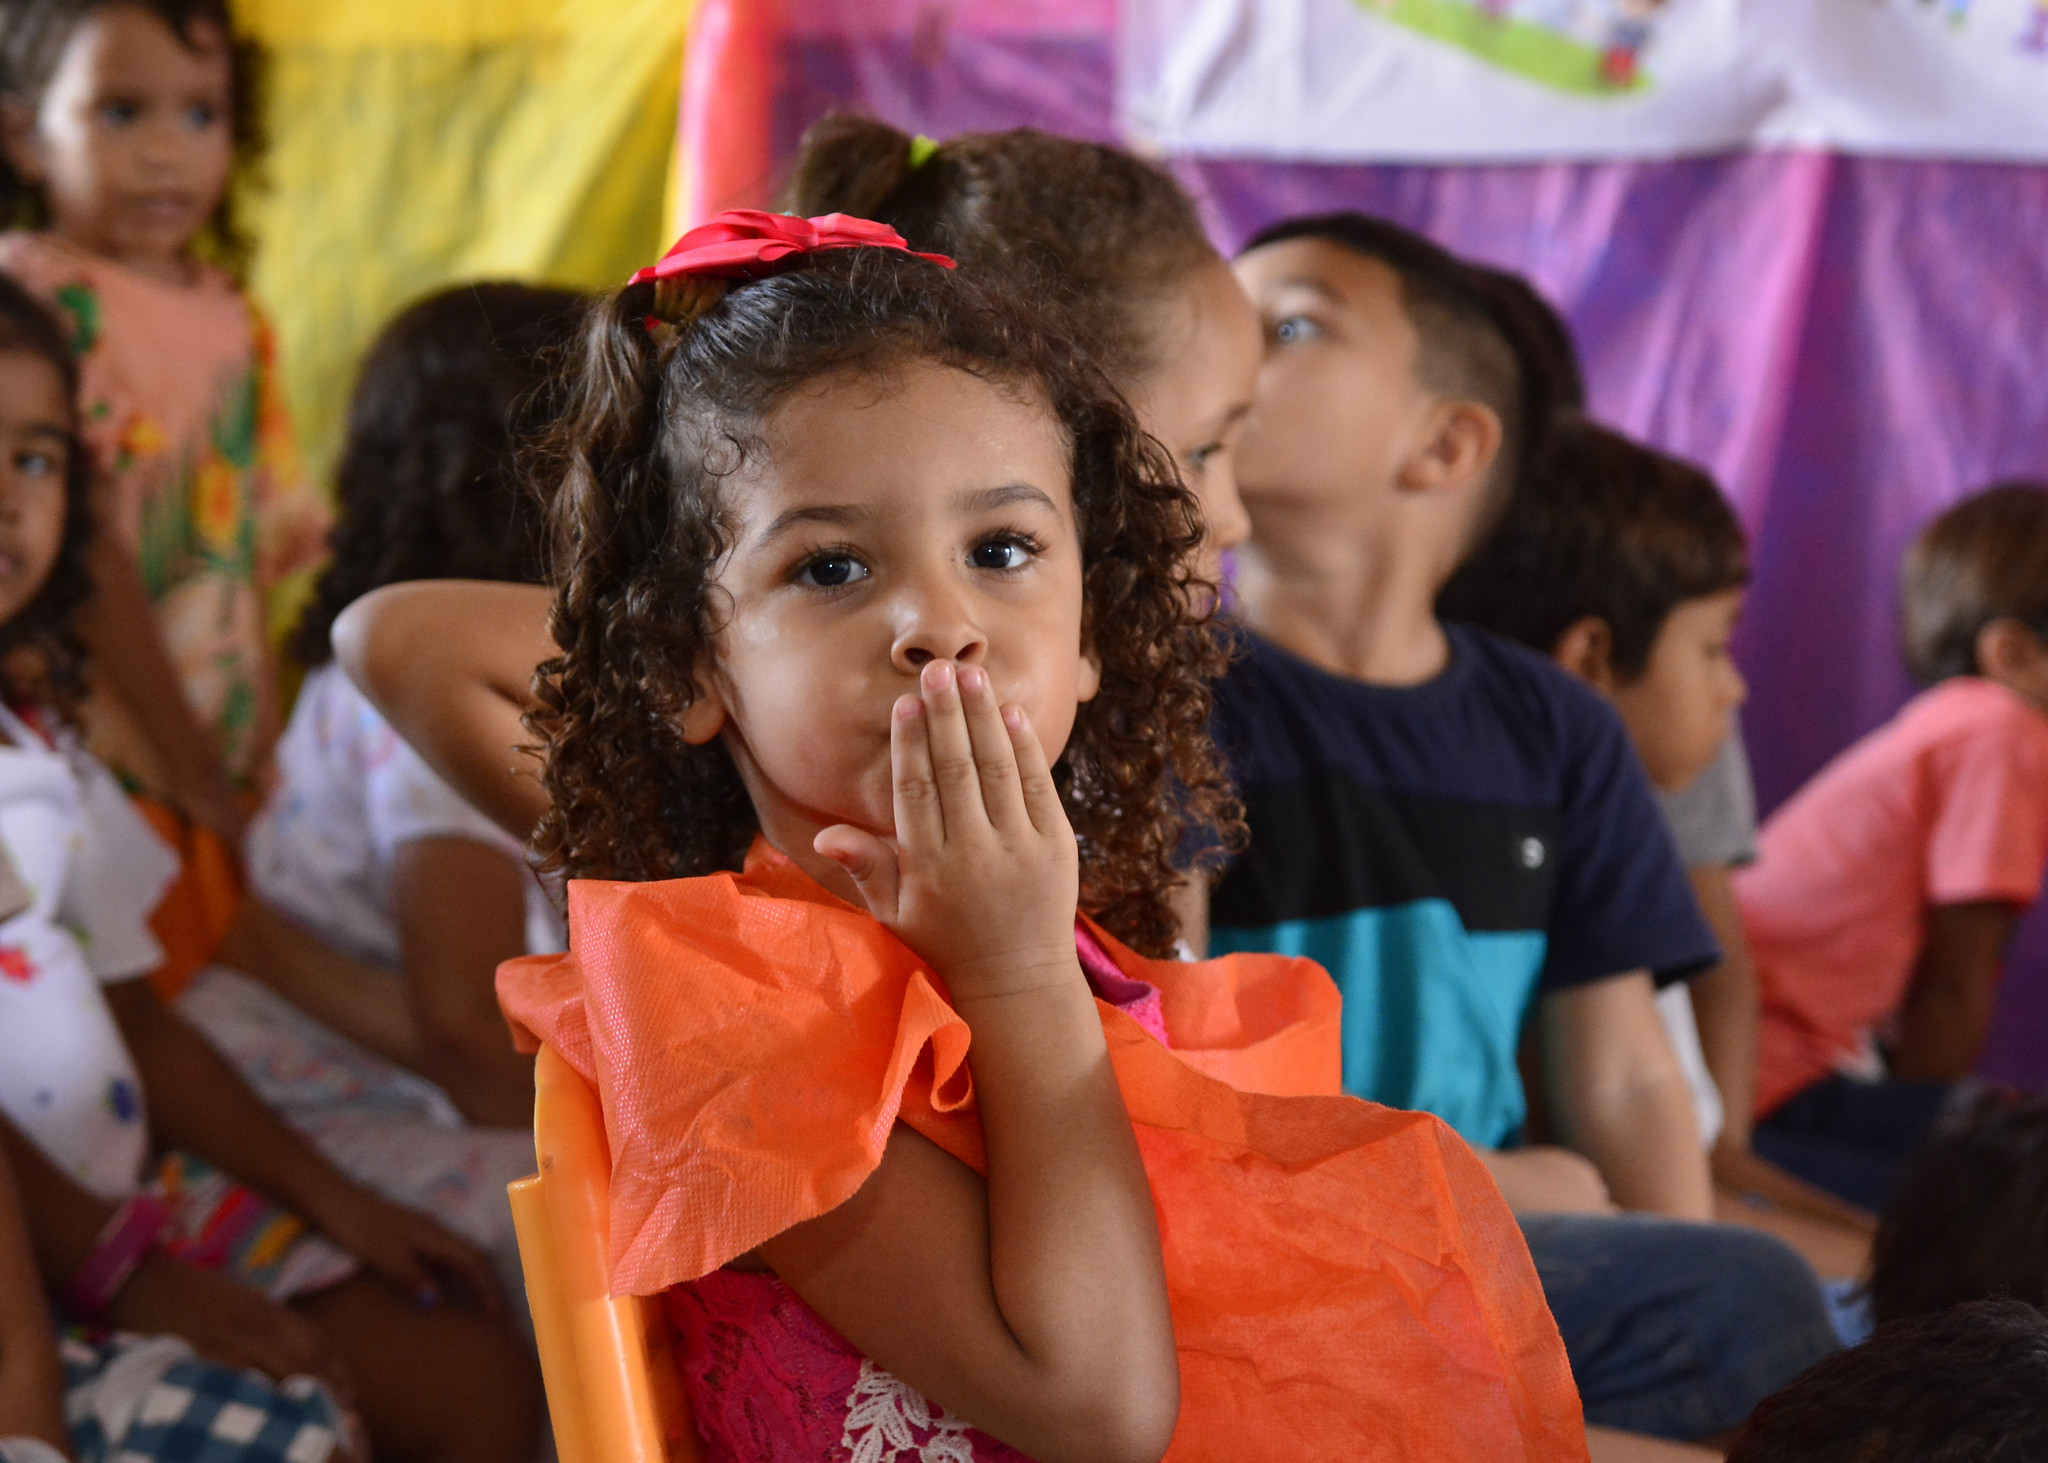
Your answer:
[487,212,1584,1461]
[0,0,329,994]
[0,273,541,1463]
[336,123,1261,854]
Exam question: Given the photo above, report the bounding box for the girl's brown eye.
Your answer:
[797,555,867,589]
[971,539,1030,571]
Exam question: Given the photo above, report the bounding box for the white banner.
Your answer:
[1121,0,2048,162]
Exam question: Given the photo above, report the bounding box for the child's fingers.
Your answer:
[814,824,902,923]
[890,691,944,851]
[1003,704,1068,836]
[408,1219,504,1319]
[917,660,986,835]
[958,664,1028,831]
[359,1233,438,1307]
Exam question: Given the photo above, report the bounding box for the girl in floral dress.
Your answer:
[0,0,329,992]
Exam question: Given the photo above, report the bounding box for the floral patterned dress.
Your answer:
[0,233,330,791]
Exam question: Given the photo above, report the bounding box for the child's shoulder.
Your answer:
[1891,678,2048,762]
[1442,621,1633,760]
[1219,621,1624,803]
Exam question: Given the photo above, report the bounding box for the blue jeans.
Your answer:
[1752,1074,1952,1213]
[1520,1212,1839,1440]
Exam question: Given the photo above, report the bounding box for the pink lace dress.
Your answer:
[664,926,1169,1463]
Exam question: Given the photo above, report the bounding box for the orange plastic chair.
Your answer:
[509,1045,702,1463]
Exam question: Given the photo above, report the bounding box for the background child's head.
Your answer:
[1724,1297,2048,1463]
[1440,420,1749,790]
[0,0,262,277]
[781,116,1258,576]
[1902,482,2048,710]
[1229,213,1564,573]
[535,240,1238,955]
[1866,1091,2048,1327]
[292,281,587,670]
[0,271,88,714]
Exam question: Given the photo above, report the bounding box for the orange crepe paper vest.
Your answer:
[498,842,1587,1461]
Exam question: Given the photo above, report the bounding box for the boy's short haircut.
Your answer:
[1867,1091,2048,1326]
[1725,1297,2048,1463]
[1240,213,1570,513]
[1466,262,1587,417]
[1902,481,2048,683]
[1437,419,1748,680]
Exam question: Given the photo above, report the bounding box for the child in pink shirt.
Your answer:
[1737,483,2048,1210]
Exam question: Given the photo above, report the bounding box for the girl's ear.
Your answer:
[0,102,43,185]
[675,670,731,745]
[1552,616,1619,693]
[1077,646,1102,705]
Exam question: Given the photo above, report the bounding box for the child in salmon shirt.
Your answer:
[1737,483,2048,1212]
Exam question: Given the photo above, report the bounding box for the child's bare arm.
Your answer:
[0,1139,68,1455]
[389,837,535,1128]
[331,582,553,840]
[763,662,1179,1463]
[1476,1145,1617,1215]
[1541,972,1714,1220]
[1891,900,2017,1081]
[218,901,422,1070]
[101,979,501,1313]
[0,1113,338,1388]
[1683,865,1761,1153]
[1686,866,1878,1228]
[80,528,243,838]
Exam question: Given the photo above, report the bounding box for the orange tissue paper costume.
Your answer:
[498,841,1587,1461]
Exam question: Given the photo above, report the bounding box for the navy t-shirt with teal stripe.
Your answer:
[1209,624,1717,1148]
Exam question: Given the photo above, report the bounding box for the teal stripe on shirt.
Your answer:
[1211,899,1547,1148]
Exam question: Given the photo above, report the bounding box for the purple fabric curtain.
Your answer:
[751,16,2048,1090]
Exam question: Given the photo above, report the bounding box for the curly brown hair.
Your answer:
[0,0,268,279]
[0,272,91,720]
[779,115,1218,388]
[531,245,1241,956]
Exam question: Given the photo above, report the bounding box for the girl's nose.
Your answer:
[891,584,988,674]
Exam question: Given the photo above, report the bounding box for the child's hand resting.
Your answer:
[304,1183,503,1316]
[108,1253,348,1392]
[816,660,1082,1001]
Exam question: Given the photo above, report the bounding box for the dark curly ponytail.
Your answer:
[780,116,1219,387]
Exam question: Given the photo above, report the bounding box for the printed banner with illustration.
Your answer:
[1121,0,2048,161]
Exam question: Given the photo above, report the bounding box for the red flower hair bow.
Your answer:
[627,209,955,286]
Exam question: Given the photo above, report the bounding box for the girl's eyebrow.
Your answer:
[755,482,1059,546]
[956,482,1060,516]
[18,423,69,445]
[1272,276,1343,303]
[754,502,869,546]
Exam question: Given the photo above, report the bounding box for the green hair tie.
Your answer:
[906,134,940,171]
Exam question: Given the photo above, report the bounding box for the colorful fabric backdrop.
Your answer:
[240,0,690,493]
[675,0,2048,1090]
[1124,0,2048,162]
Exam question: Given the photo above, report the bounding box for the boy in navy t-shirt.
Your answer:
[1210,623,1714,1154]
[1202,213,1837,1442]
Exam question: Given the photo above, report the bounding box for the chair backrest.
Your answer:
[508,1045,701,1463]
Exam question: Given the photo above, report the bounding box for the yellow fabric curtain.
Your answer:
[239,0,690,493]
